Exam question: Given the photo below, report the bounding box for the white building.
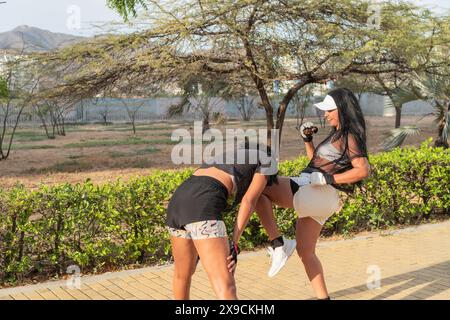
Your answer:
[0,50,19,76]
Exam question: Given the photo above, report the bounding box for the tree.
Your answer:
[334,72,419,128]
[334,75,374,102]
[374,73,421,128]
[382,71,450,150]
[121,98,144,134]
[234,96,257,122]
[38,0,446,148]
[0,77,7,99]
[111,76,151,134]
[33,101,55,139]
[104,0,444,144]
[222,77,260,122]
[168,73,228,133]
[47,99,71,137]
[289,85,316,131]
[0,52,40,160]
[336,11,448,129]
[31,50,84,138]
[92,95,110,125]
[106,0,147,20]
[30,97,72,138]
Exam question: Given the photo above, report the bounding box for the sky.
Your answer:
[0,0,449,36]
[0,0,123,36]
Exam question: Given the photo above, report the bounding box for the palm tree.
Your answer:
[374,73,420,129]
[382,72,450,151]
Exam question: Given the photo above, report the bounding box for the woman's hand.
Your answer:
[227,255,236,275]
[300,122,318,142]
[300,122,316,159]
[310,172,335,185]
[227,240,239,275]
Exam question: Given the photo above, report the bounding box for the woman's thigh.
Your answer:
[262,176,295,209]
[193,237,235,285]
[171,236,199,276]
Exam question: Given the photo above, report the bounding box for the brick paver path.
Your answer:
[1,220,449,300]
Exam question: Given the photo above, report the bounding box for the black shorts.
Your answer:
[166,175,229,229]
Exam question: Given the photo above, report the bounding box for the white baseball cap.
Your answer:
[314,95,338,111]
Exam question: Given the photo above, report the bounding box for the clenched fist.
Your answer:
[300,122,318,142]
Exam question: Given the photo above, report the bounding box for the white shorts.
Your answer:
[291,173,341,226]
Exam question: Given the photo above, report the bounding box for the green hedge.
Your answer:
[0,141,449,285]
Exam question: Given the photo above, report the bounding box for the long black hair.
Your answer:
[308,88,368,193]
[327,87,368,160]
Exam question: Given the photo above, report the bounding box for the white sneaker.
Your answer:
[267,236,297,278]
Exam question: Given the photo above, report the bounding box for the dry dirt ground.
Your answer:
[0,116,441,189]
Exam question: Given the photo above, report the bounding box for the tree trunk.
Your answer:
[395,106,402,128]
[295,100,307,131]
[40,117,53,139]
[276,101,288,140]
[5,103,27,160]
[34,106,54,139]
[238,97,254,122]
[0,99,12,160]
[435,119,449,148]
[202,114,210,134]
[262,102,274,149]
[252,84,274,147]
[55,110,66,136]
[61,115,66,136]
[243,99,250,121]
[50,111,58,136]
[276,80,307,143]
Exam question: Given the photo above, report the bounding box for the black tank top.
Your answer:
[201,149,273,205]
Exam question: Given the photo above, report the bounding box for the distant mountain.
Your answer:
[0,26,86,52]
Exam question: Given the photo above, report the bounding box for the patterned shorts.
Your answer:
[168,220,227,240]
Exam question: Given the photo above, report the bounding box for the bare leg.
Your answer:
[255,194,280,240]
[193,237,237,300]
[296,217,329,299]
[171,236,199,300]
[255,177,294,240]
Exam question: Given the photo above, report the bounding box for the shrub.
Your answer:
[0,141,448,285]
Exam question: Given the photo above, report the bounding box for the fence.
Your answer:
[0,94,435,127]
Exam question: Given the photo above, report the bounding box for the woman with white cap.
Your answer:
[255,87,370,299]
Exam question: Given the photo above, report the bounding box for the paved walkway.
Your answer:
[1,220,450,300]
